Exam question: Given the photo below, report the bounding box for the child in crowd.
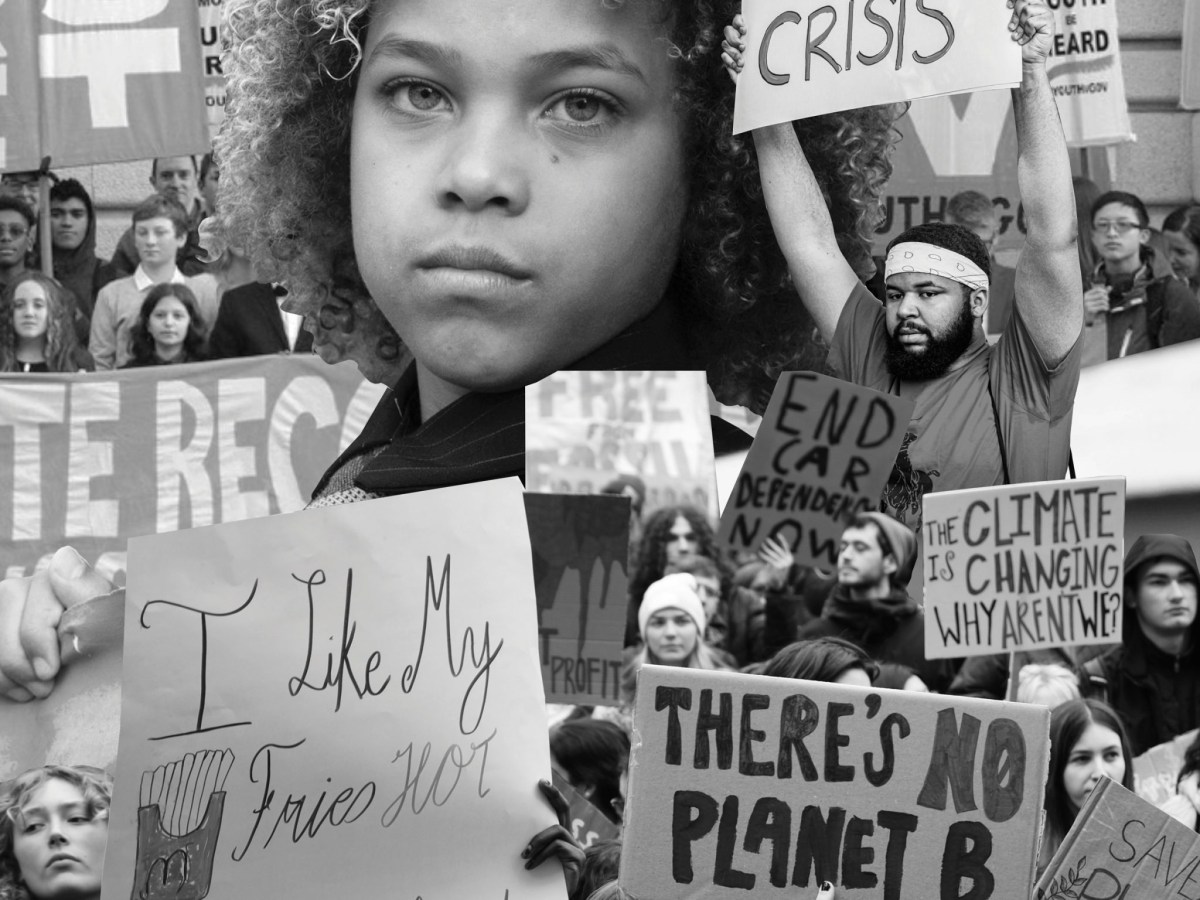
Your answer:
[121,284,209,368]
[1163,204,1200,298]
[0,272,93,373]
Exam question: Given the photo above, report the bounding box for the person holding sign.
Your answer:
[722,0,1083,528]
[1038,698,1134,876]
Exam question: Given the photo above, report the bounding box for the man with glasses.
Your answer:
[0,197,34,292]
[1085,190,1200,360]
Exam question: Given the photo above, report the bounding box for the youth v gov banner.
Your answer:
[0,356,385,579]
[0,0,209,170]
[103,478,566,900]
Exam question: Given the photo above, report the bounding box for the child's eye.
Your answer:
[543,89,621,130]
[383,79,451,115]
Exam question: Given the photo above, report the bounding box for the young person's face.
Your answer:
[1091,202,1147,268]
[11,778,108,900]
[1163,229,1200,283]
[151,157,199,211]
[0,210,32,269]
[883,272,980,380]
[1061,722,1125,815]
[351,0,689,399]
[50,198,89,252]
[12,281,50,341]
[1133,559,1198,637]
[664,515,699,568]
[644,607,698,665]
[147,296,191,354]
[837,524,895,589]
[134,216,184,268]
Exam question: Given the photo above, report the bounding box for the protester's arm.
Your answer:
[523,780,584,896]
[0,548,115,701]
[88,286,118,371]
[722,19,859,345]
[1009,0,1084,366]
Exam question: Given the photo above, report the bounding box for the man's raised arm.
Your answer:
[1010,0,1084,365]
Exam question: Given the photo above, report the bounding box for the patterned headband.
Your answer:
[885,242,990,291]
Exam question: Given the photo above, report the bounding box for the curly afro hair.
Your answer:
[216,0,901,398]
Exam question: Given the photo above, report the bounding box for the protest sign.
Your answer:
[0,356,384,579]
[0,0,209,171]
[525,493,630,706]
[621,665,1049,899]
[197,0,225,135]
[733,0,1020,133]
[1035,776,1200,900]
[1045,0,1133,146]
[1133,730,1200,808]
[922,477,1125,659]
[102,478,565,900]
[551,770,621,849]
[526,370,718,517]
[717,372,913,568]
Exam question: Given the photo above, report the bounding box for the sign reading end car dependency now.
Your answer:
[734,0,1021,133]
[922,477,1125,659]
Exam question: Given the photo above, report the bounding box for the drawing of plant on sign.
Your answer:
[1036,856,1087,900]
[131,749,233,900]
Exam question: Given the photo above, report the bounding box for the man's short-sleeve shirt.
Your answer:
[829,282,1082,528]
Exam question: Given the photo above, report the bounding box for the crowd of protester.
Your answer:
[1,0,1199,898]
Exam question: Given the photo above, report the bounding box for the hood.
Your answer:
[1123,533,1200,621]
[50,191,98,277]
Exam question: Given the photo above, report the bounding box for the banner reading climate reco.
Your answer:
[0,356,385,578]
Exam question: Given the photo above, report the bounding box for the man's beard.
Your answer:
[884,296,976,381]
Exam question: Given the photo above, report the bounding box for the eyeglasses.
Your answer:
[0,224,29,238]
[1092,221,1142,235]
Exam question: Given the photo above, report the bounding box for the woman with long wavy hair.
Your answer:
[0,272,92,373]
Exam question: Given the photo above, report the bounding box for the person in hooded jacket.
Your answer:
[1083,534,1200,756]
[793,512,956,692]
[48,179,115,344]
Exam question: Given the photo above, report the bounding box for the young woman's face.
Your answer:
[1061,722,1125,815]
[1164,229,1200,283]
[351,0,689,399]
[147,296,191,353]
[644,607,698,665]
[11,778,108,900]
[12,281,49,341]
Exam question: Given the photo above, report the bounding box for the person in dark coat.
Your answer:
[207,281,314,358]
[1085,534,1200,756]
[48,179,116,342]
[795,511,956,692]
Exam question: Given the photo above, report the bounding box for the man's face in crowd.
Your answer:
[151,157,200,211]
[837,524,895,590]
[883,271,979,381]
[0,209,32,269]
[134,216,185,267]
[349,0,689,397]
[50,198,89,251]
[664,515,699,569]
[1091,202,1147,269]
[1133,558,1198,637]
[956,215,998,255]
[1,173,39,217]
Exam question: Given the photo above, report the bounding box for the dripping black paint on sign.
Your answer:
[717,372,912,569]
[620,666,1049,899]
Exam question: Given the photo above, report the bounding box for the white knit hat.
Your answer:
[638,573,707,639]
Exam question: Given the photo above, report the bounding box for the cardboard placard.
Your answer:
[551,770,621,849]
[717,372,913,568]
[922,478,1125,659]
[1035,776,1200,900]
[621,665,1050,899]
[1133,730,1200,808]
[102,479,564,900]
[525,493,630,706]
[733,0,1020,133]
[1045,0,1133,146]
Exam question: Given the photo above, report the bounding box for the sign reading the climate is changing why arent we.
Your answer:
[922,477,1126,659]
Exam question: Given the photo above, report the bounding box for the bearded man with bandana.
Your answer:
[722,0,1083,528]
